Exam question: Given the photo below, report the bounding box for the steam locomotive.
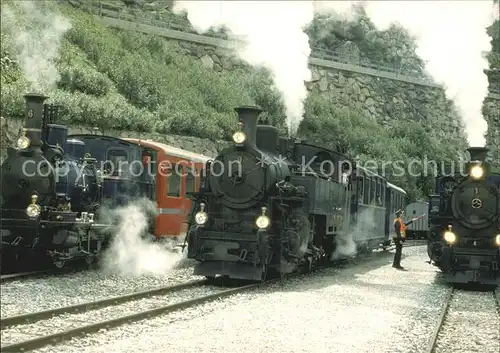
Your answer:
[0,93,114,271]
[185,106,408,281]
[427,147,500,285]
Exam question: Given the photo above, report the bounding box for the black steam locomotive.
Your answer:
[427,147,500,285]
[185,106,407,281]
[0,93,114,272]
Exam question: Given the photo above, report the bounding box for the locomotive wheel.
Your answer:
[84,256,97,269]
[53,260,66,269]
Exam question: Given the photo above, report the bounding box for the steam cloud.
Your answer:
[1,1,71,92]
[315,1,498,147]
[172,1,314,136]
[100,199,187,276]
[174,1,497,146]
[331,208,378,260]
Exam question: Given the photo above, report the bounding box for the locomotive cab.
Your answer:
[65,138,85,159]
[45,124,67,149]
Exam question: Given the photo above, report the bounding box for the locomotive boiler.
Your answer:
[186,106,354,281]
[427,147,500,285]
[0,93,112,271]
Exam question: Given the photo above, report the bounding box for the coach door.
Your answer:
[157,163,184,235]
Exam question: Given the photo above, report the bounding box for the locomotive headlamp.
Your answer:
[232,131,246,144]
[17,135,30,149]
[495,234,500,246]
[470,165,484,179]
[443,231,456,244]
[26,194,41,218]
[194,202,208,226]
[255,206,270,229]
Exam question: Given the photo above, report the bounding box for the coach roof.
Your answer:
[123,138,212,164]
[387,182,407,194]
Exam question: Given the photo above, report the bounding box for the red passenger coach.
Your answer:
[123,138,211,239]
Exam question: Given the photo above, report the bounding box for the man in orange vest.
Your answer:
[392,209,419,270]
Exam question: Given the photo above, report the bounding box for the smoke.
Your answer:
[172,1,314,136]
[99,199,187,276]
[314,1,498,147]
[173,0,497,145]
[331,208,378,260]
[0,1,71,92]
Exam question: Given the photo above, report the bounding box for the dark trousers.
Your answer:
[393,240,402,267]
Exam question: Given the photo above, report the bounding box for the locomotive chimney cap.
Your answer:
[234,106,263,114]
[24,93,49,100]
[466,146,489,162]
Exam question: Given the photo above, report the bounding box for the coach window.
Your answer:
[370,179,376,204]
[107,149,129,176]
[358,177,365,203]
[375,180,382,206]
[186,169,196,194]
[381,184,386,207]
[363,178,370,204]
[167,167,181,197]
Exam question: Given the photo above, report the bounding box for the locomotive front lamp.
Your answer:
[26,194,41,218]
[194,202,208,225]
[17,135,30,149]
[232,131,246,144]
[443,231,456,244]
[255,206,270,229]
[495,234,500,246]
[470,165,484,179]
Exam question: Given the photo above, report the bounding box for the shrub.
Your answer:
[0,0,472,200]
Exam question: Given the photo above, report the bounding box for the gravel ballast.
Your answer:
[434,289,500,353]
[1,258,201,317]
[28,246,458,353]
[1,284,223,347]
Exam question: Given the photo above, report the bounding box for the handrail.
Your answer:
[59,0,500,95]
[93,6,434,82]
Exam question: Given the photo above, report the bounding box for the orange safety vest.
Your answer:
[393,218,407,240]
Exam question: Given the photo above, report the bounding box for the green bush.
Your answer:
[305,5,426,75]
[0,0,471,200]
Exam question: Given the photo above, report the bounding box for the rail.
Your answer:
[427,288,500,353]
[0,279,256,352]
[0,270,51,283]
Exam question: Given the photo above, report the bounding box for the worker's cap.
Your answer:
[395,209,404,217]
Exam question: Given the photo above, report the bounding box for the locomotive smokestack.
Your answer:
[467,146,489,162]
[24,93,49,148]
[234,106,262,147]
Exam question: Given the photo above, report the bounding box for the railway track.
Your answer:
[0,247,402,352]
[427,286,500,353]
[0,278,256,352]
[0,270,53,283]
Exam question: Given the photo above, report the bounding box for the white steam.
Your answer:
[332,208,379,260]
[0,1,71,91]
[174,0,497,145]
[172,1,314,135]
[100,200,187,276]
[314,1,498,147]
